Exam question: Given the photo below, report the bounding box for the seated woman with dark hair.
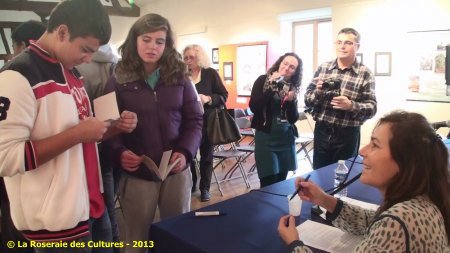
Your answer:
[278,110,450,252]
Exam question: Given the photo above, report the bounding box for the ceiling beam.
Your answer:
[1,0,140,18]
[0,28,11,55]
[0,21,22,29]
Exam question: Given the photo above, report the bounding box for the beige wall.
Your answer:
[2,0,449,144]
[331,0,450,144]
[123,0,450,145]
[110,0,332,56]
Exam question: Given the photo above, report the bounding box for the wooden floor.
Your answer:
[190,151,313,211]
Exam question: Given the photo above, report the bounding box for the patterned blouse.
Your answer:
[290,196,449,253]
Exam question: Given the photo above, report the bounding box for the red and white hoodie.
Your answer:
[0,42,104,242]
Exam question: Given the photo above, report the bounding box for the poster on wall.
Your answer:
[236,44,267,96]
[405,29,449,103]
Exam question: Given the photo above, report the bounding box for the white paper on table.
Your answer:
[93,91,120,122]
[297,220,363,253]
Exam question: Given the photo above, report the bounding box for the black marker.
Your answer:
[289,175,311,201]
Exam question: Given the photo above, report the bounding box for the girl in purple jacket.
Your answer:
[104,14,203,253]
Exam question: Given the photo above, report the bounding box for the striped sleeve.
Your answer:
[24,141,38,171]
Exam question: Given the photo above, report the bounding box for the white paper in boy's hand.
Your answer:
[93,91,120,122]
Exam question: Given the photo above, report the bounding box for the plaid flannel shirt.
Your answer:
[304,60,377,127]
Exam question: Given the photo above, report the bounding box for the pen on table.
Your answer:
[195,211,226,217]
[289,174,311,201]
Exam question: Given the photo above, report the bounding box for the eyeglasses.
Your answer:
[183,55,196,61]
[335,40,358,47]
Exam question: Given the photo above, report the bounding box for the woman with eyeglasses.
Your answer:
[183,44,228,202]
[279,110,450,252]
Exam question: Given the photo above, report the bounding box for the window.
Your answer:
[293,19,332,87]
[277,8,332,108]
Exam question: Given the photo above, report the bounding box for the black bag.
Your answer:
[206,108,241,145]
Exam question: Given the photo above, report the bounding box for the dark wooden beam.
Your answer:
[1,0,140,17]
[0,54,14,62]
[105,3,140,17]
[1,1,57,15]
[0,29,11,55]
[0,22,22,29]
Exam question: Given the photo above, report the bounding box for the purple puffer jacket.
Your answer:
[103,74,203,181]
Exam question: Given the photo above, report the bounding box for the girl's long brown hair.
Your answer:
[116,13,187,85]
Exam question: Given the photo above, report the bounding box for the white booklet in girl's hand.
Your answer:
[141,150,181,181]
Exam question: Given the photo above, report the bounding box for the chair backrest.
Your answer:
[234,108,247,118]
[298,111,314,132]
[235,117,251,129]
[245,107,253,116]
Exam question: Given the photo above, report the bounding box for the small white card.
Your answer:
[93,91,120,122]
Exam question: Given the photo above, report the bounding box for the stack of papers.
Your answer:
[297,220,362,253]
[300,197,379,252]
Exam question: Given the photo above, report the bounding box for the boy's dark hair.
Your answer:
[11,20,46,47]
[47,0,111,45]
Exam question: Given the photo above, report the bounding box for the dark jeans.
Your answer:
[89,210,113,253]
[313,122,360,170]
[0,179,33,253]
[101,168,120,253]
[33,236,91,253]
[190,133,214,192]
[98,144,120,253]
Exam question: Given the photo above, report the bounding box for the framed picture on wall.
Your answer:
[212,48,219,64]
[356,53,363,64]
[374,52,391,76]
[236,43,267,96]
[223,62,233,81]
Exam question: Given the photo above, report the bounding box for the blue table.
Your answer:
[150,161,382,253]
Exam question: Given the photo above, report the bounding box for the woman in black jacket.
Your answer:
[249,52,303,187]
[183,44,228,201]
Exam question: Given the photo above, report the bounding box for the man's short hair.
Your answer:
[47,0,111,45]
[11,20,46,47]
[338,28,361,43]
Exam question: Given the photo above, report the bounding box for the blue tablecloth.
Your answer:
[150,161,382,253]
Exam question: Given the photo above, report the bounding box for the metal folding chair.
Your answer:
[296,112,314,167]
[212,142,251,196]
